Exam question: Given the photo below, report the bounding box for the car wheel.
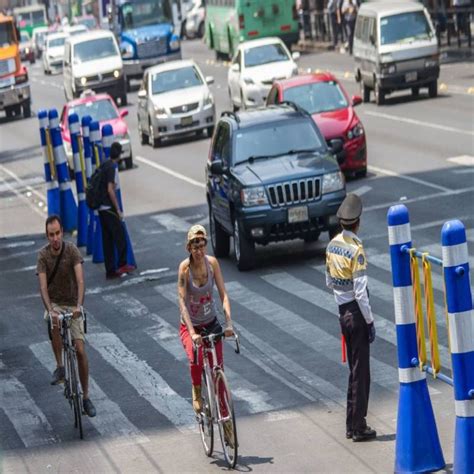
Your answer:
[209,204,230,257]
[5,106,13,119]
[125,154,133,169]
[207,126,215,137]
[149,118,160,148]
[355,167,367,178]
[138,118,148,145]
[119,94,127,106]
[360,80,370,103]
[374,82,385,105]
[428,80,438,98]
[411,86,419,97]
[23,101,31,118]
[303,231,320,243]
[233,216,255,271]
[198,22,205,39]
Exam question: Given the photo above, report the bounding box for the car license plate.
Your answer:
[180,116,193,126]
[405,72,417,82]
[288,206,309,224]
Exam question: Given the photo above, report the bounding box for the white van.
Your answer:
[353,1,439,105]
[63,30,127,105]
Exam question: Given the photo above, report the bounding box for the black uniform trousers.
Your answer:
[339,300,371,433]
[98,209,127,276]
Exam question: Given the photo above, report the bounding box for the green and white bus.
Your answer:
[205,0,299,58]
[13,5,47,38]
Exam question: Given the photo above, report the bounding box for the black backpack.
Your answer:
[86,165,105,210]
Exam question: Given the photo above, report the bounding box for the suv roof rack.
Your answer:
[278,100,309,116]
[220,110,240,124]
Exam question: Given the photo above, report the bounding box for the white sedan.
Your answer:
[228,37,300,111]
[43,32,68,74]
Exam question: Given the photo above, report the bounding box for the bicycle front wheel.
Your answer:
[69,352,83,440]
[199,367,214,456]
[215,369,238,468]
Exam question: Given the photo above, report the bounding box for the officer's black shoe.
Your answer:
[346,430,353,439]
[352,426,376,442]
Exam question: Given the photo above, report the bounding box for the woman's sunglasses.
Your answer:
[190,238,207,250]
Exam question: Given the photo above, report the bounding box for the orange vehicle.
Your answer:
[0,13,31,118]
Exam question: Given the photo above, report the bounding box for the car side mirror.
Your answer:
[137,89,147,99]
[231,63,240,73]
[206,75,214,85]
[352,95,362,106]
[292,51,300,61]
[120,109,129,118]
[209,159,225,175]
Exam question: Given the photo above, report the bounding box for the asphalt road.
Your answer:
[0,40,473,472]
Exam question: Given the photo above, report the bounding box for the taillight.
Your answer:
[239,14,245,30]
[15,71,28,84]
[292,5,298,21]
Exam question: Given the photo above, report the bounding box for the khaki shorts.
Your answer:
[44,305,85,342]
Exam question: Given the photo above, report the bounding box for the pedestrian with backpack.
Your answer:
[96,142,134,279]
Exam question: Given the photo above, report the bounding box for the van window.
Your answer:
[73,37,118,63]
[380,11,432,46]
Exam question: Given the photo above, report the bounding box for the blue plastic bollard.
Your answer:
[68,113,87,247]
[48,109,77,232]
[81,116,94,255]
[387,205,445,473]
[442,220,474,474]
[38,110,60,216]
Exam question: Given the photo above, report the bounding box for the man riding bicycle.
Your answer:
[177,225,235,445]
[36,215,96,418]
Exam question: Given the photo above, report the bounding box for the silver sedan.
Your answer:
[137,60,216,147]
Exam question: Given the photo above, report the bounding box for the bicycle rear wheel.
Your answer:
[69,352,83,440]
[215,369,238,468]
[199,368,214,456]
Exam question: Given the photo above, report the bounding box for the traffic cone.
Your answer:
[68,113,87,247]
[387,205,445,473]
[81,115,94,255]
[38,110,60,216]
[48,109,77,232]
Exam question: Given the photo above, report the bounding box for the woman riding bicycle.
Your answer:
[178,225,235,441]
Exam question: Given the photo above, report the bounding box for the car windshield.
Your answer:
[120,0,173,30]
[283,81,348,114]
[244,43,290,68]
[49,36,66,47]
[151,66,203,94]
[20,32,30,43]
[73,37,118,63]
[235,119,324,165]
[380,11,432,45]
[66,99,118,127]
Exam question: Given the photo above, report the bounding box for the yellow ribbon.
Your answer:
[410,248,426,369]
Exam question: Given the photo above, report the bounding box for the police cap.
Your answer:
[337,193,362,225]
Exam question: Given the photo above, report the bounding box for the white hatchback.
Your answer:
[228,37,300,111]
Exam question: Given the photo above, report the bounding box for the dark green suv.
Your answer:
[206,103,346,271]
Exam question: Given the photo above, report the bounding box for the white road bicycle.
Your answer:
[193,331,240,468]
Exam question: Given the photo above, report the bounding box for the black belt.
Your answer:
[338,300,358,314]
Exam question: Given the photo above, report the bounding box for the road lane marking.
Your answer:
[135,155,205,189]
[155,282,334,406]
[0,165,46,200]
[30,341,149,445]
[87,331,196,433]
[362,110,474,137]
[368,165,451,192]
[104,293,277,414]
[447,155,474,166]
[0,373,59,447]
[0,175,43,193]
[260,273,410,394]
[0,240,35,250]
[352,185,372,196]
[150,212,191,232]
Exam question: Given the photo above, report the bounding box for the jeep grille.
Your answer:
[137,38,167,59]
[267,178,321,207]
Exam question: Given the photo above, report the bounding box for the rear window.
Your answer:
[380,11,432,45]
[73,37,118,63]
[235,118,324,165]
[283,82,348,114]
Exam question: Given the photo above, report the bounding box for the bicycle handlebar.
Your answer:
[48,308,87,333]
[192,332,240,365]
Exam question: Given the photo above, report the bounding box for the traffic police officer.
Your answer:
[326,193,377,442]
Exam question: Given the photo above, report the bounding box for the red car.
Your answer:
[266,73,367,177]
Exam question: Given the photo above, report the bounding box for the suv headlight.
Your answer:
[154,105,167,117]
[322,171,344,194]
[381,63,396,75]
[121,42,134,59]
[169,38,180,50]
[347,123,364,140]
[203,94,213,107]
[241,186,268,206]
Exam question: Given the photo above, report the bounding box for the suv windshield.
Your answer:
[120,0,173,30]
[49,36,66,47]
[151,66,203,94]
[284,81,348,114]
[66,99,118,127]
[73,37,117,63]
[235,119,324,165]
[381,11,432,45]
[244,43,289,68]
